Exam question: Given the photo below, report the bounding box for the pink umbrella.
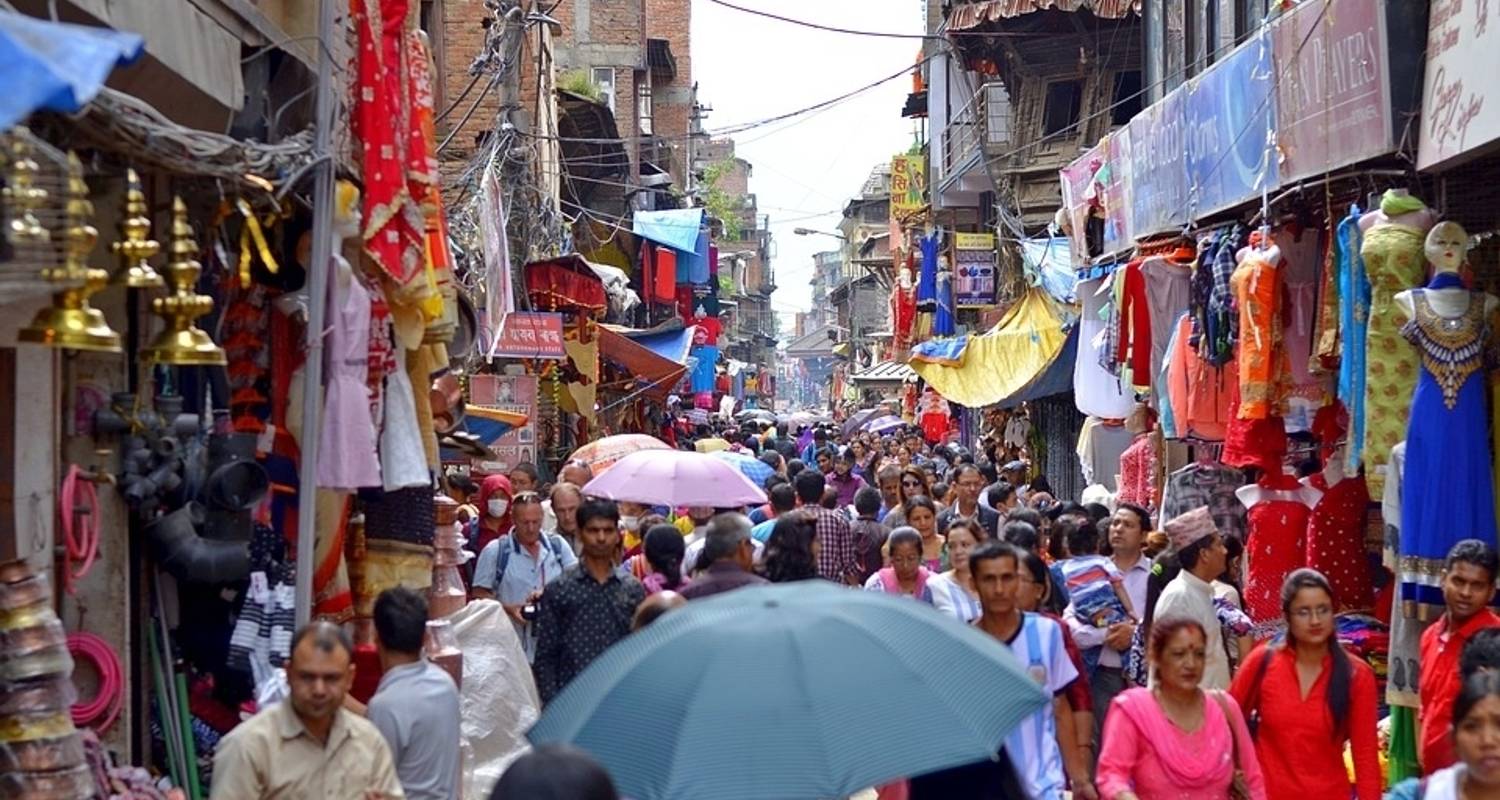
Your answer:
[581,449,768,508]
[568,434,671,476]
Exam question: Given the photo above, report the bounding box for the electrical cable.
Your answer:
[58,464,100,596]
[68,632,125,733]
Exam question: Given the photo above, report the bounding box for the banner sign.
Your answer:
[1125,87,1188,236]
[468,374,538,470]
[1275,0,1392,181]
[953,232,997,307]
[490,312,565,360]
[1419,0,1499,170]
[890,155,928,223]
[1184,37,1279,217]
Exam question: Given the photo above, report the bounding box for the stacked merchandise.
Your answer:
[0,563,90,798]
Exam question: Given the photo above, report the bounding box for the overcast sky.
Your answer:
[692,0,923,325]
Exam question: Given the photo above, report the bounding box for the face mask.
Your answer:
[488,499,509,518]
[620,515,640,531]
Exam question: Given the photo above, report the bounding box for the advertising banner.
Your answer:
[469,374,539,471]
[1419,0,1500,170]
[489,312,565,360]
[1125,86,1188,236]
[953,232,997,307]
[1185,37,1279,217]
[890,155,928,222]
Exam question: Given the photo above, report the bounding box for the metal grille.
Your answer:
[1032,393,1086,501]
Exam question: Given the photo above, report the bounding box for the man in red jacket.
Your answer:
[1420,539,1500,773]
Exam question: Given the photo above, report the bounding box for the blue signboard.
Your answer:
[1184,36,1279,217]
[1126,86,1188,236]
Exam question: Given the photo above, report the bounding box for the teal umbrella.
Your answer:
[528,582,1049,800]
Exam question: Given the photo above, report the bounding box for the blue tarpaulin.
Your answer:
[621,326,695,366]
[633,208,705,253]
[0,11,144,130]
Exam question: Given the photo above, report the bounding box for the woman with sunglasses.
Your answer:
[881,466,930,528]
[1228,569,1380,800]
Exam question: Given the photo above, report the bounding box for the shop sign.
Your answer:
[953,232,997,307]
[489,312,565,360]
[1184,38,1279,217]
[469,374,538,470]
[890,155,927,223]
[1125,87,1188,236]
[1275,0,1392,182]
[1418,0,1499,170]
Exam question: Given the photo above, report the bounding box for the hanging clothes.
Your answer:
[933,266,955,337]
[351,0,423,285]
[690,345,719,393]
[1310,223,1342,375]
[1398,288,1498,619]
[1075,277,1135,422]
[1157,314,1182,439]
[1114,259,1151,385]
[1382,441,1428,711]
[916,232,939,310]
[1195,231,1240,366]
[1166,313,1234,441]
[1336,207,1370,474]
[1142,253,1194,385]
[1242,474,1319,634]
[317,276,383,492]
[1116,433,1159,512]
[1359,222,1426,498]
[1304,471,1373,612]
[1161,462,1247,543]
[381,347,431,491]
[1231,241,1289,419]
[1076,417,1134,492]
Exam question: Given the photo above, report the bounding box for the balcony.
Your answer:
[940,81,1012,185]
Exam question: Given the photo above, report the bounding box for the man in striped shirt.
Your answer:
[973,542,1096,800]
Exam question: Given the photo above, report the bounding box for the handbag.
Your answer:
[1211,691,1252,800]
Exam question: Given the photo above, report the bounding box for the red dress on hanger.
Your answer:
[1244,473,1314,633]
[1305,472,1373,611]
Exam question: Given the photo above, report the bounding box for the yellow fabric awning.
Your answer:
[908,288,1068,407]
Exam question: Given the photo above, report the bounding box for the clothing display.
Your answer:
[1141,255,1194,383]
[1336,207,1371,473]
[1231,244,1289,419]
[1360,222,1426,498]
[1398,288,1498,618]
[1114,258,1151,385]
[317,276,382,492]
[1240,474,1319,633]
[1115,433,1158,511]
[1165,313,1234,441]
[1304,471,1373,612]
[1161,462,1247,543]
[1075,278,1135,419]
[1076,417,1135,492]
[380,346,429,491]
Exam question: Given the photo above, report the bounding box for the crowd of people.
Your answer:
[208,417,1500,800]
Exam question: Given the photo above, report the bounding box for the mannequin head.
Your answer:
[1426,221,1470,275]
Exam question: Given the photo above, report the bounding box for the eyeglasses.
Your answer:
[1291,605,1333,621]
[902,479,923,487]
[512,491,543,506]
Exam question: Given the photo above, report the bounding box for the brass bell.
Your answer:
[143,197,225,365]
[112,168,164,288]
[18,152,123,353]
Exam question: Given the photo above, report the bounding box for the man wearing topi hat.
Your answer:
[1152,507,1232,690]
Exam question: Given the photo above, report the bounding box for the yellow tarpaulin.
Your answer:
[908,288,1068,407]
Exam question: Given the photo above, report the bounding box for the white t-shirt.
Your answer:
[1000,613,1076,800]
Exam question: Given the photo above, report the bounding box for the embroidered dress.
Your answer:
[1305,473,1373,612]
[1230,247,1289,419]
[1337,207,1371,472]
[352,0,424,284]
[1398,289,1497,618]
[1359,223,1426,498]
[1243,474,1314,633]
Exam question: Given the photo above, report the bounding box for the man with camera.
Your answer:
[471,491,577,663]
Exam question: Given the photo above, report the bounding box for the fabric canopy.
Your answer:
[0,11,144,130]
[619,326,696,366]
[597,326,688,400]
[908,288,1069,407]
[524,255,608,314]
[632,208,704,253]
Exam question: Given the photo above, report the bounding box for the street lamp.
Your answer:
[793,227,849,241]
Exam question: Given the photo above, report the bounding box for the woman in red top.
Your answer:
[1229,568,1381,800]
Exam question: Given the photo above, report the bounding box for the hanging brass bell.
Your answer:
[18,152,123,353]
[143,197,226,365]
[112,168,164,288]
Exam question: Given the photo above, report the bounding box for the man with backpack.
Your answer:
[471,492,577,662]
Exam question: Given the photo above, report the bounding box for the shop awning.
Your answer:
[524,254,608,314]
[597,325,689,400]
[633,208,704,253]
[786,324,839,359]
[946,0,1138,30]
[0,10,144,130]
[908,288,1069,407]
[851,360,917,384]
[997,326,1077,407]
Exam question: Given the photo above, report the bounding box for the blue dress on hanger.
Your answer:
[1398,282,1497,616]
[917,232,939,309]
[1336,205,1369,474]
[933,268,955,337]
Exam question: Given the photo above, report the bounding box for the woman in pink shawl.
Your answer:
[1097,616,1267,800]
[862,528,934,604]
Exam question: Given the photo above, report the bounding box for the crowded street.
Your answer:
[4,0,1500,798]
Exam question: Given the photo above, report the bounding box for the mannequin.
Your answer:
[1359,188,1437,234]
[1394,221,1500,321]
[1302,444,1374,611]
[1238,469,1322,628]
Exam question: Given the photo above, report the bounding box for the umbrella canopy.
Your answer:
[582,449,766,508]
[841,407,882,436]
[529,582,1049,800]
[736,408,776,423]
[710,450,775,487]
[568,434,670,476]
[779,410,824,428]
[863,415,906,434]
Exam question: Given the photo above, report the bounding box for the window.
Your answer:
[637,74,653,135]
[1041,80,1083,138]
[592,67,616,112]
[1111,71,1143,126]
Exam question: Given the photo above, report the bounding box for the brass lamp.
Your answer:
[4,134,48,245]
[111,169,164,288]
[18,152,123,353]
[143,197,225,365]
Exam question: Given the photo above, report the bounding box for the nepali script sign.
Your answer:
[490,312,565,360]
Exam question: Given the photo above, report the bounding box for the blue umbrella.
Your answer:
[710,449,775,487]
[529,582,1049,800]
[863,414,906,434]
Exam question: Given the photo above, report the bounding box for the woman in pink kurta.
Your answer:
[1097,617,1267,800]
